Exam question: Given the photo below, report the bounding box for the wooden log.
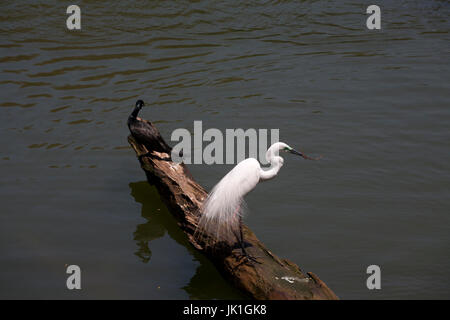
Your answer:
[127,118,338,300]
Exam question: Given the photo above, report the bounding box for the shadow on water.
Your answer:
[129,181,245,299]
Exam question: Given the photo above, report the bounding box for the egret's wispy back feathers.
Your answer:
[196,158,261,246]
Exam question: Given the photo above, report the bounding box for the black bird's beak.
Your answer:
[290,148,322,160]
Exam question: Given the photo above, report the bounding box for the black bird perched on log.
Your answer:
[127,100,172,159]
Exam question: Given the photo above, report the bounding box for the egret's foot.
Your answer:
[239,247,262,265]
[243,254,262,265]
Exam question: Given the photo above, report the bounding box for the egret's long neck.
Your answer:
[260,160,282,181]
[259,143,284,181]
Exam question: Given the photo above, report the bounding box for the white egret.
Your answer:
[196,142,319,261]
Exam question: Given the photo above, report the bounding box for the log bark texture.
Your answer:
[128,118,338,300]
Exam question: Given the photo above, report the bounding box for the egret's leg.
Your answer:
[234,206,245,250]
[239,215,245,248]
[231,208,245,251]
[236,214,261,264]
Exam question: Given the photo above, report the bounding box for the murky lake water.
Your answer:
[1,0,449,299]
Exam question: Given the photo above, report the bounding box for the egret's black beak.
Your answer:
[290,149,304,157]
[290,148,322,160]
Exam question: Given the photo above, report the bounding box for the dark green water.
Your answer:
[0,1,449,299]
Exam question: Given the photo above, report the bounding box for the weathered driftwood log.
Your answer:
[128,117,338,300]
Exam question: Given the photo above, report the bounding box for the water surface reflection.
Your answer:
[129,181,244,299]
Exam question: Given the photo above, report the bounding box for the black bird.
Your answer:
[127,100,172,158]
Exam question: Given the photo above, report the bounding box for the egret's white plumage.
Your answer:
[196,142,304,247]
